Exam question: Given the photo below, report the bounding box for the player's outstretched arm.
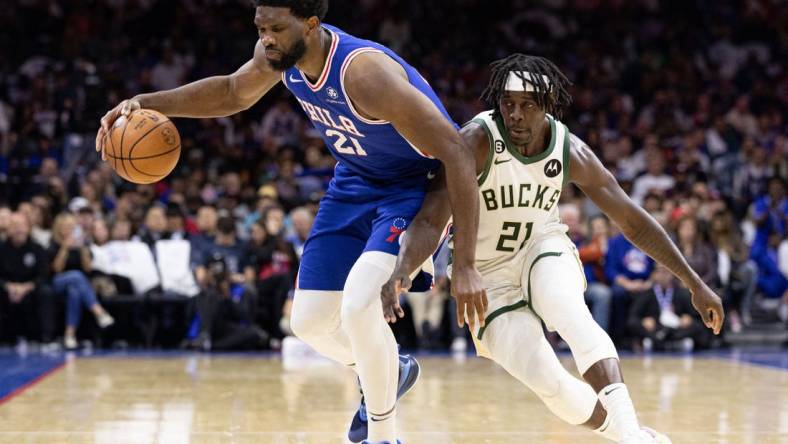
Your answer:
[381,123,490,324]
[96,40,281,158]
[381,168,451,323]
[569,139,724,334]
[345,52,487,329]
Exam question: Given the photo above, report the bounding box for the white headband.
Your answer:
[505,71,551,92]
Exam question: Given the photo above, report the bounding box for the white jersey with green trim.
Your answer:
[469,110,571,274]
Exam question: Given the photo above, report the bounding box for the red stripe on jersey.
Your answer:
[302,29,339,92]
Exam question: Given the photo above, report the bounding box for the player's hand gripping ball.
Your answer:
[105,109,181,184]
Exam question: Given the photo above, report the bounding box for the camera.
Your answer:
[206,253,229,287]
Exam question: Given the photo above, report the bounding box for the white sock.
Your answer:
[366,404,397,442]
[347,303,398,442]
[342,252,399,442]
[593,411,620,441]
[598,383,639,438]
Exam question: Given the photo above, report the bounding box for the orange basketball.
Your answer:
[106,109,181,184]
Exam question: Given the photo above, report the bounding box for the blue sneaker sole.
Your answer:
[397,355,420,399]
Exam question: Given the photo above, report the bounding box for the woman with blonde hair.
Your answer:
[49,212,114,349]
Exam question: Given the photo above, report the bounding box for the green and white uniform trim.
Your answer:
[470,110,569,275]
[448,111,587,345]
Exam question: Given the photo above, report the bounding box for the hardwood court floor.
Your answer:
[0,351,786,444]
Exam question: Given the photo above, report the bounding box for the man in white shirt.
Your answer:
[630,150,675,205]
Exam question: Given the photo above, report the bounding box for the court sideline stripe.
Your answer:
[0,361,66,406]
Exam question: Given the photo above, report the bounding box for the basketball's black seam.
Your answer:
[126,120,171,160]
[105,145,180,161]
[125,166,162,177]
[115,145,180,177]
[125,119,175,182]
[118,117,131,180]
[124,144,180,179]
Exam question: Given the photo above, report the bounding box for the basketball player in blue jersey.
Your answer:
[95,1,486,443]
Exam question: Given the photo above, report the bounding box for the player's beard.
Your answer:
[268,38,307,71]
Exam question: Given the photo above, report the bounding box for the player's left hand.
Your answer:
[381,272,411,324]
[689,282,724,335]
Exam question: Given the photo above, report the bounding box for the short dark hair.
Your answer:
[481,54,572,119]
[217,216,236,235]
[166,202,183,219]
[254,0,328,20]
[767,175,786,189]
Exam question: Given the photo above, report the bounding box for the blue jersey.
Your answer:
[282,24,449,185]
[283,25,450,292]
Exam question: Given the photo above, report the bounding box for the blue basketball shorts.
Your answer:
[296,176,434,292]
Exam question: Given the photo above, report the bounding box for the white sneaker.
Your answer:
[620,427,672,444]
[14,337,29,355]
[64,336,78,350]
[642,337,653,352]
[619,430,648,444]
[681,337,694,352]
[279,316,292,336]
[729,312,742,333]
[451,337,467,353]
[641,426,672,444]
[41,341,62,353]
[97,313,115,329]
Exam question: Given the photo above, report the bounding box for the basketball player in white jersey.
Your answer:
[381,54,724,444]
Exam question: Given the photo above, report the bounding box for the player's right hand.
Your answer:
[95,98,141,160]
[381,272,411,324]
[690,281,725,335]
[450,265,488,332]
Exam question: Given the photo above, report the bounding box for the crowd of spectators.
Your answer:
[0,0,785,352]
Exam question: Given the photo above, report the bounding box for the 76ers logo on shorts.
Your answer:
[386,217,408,243]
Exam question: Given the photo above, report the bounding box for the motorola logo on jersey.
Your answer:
[544,159,562,177]
[494,140,505,153]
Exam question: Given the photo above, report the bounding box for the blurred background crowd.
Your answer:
[0,0,785,353]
